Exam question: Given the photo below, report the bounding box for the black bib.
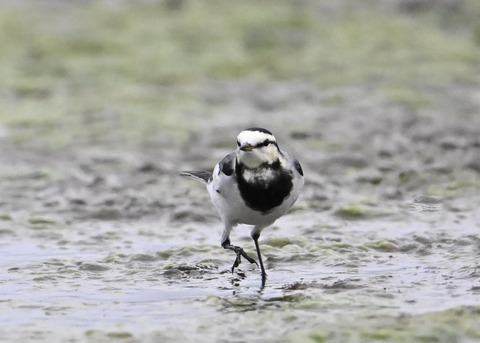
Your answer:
[236,161,293,213]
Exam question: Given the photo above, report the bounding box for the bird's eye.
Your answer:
[237,141,241,147]
[262,140,270,147]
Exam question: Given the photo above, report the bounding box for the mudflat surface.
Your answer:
[1,1,480,342]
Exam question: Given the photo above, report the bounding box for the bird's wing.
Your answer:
[217,152,236,176]
[180,153,236,185]
[179,170,212,184]
[293,159,303,176]
[281,151,304,177]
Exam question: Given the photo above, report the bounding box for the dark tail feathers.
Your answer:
[179,170,212,183]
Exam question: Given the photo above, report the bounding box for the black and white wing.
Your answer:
[208,152,237,195]
[180,152,236,185]
[293,159,303,176]
[216,152,236,177]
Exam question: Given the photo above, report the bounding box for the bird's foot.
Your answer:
[223,244,258,273]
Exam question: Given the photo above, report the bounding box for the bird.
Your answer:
[180,127,304,286]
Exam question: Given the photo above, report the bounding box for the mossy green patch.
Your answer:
[335,206,365,219]
[366,240,398,252]
[321,95,346,106]
[106,332,133,339]
[302,306,480,343]
[361,330,392,340]
[265,236,311,249]
[384,87,431,111]
[85,329,98,337]
[264,237,293,248]
[309,332,328,343]
[28,217,56,225]
[0,213,11,221]
[85,330,133,339]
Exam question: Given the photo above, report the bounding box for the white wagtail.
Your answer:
[181,127,304,286]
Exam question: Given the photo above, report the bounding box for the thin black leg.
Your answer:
[222,239,258,273]
[252,233,267,287]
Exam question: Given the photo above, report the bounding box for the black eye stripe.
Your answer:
[254,140,273,148]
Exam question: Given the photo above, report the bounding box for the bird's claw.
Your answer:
[229,246,258,274]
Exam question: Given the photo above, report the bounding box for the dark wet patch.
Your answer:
[282,281,311,291]
[414,196,445,204]
[162,263,219,280]
[266,293,308,303]
[321,279,364,293]
[78,263,110,272]
[129,254,158,262]
[171,206,212,222]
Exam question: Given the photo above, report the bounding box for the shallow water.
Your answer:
[1,190,479,342]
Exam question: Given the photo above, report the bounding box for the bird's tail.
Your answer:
[179,170,212,184]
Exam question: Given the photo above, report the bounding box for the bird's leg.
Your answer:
[252,232,267,287]
[222,239,258,273]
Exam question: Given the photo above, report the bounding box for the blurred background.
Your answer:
[1,0,479,151]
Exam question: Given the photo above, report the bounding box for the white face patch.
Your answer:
[236,130,279,168]
[236,130,276,147]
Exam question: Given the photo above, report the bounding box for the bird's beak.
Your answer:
[240,144,254,152]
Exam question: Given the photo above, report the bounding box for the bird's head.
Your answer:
[236,128,280,168]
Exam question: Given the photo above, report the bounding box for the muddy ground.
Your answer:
[1,1,480,342]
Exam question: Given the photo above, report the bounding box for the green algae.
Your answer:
[264,236,308,248]
[86,330,133,340]
[335,206,365,219]
[28,217,57,226]
[106,332,134,339]
[264,237,295,248]
[384,87,431,111]
[0,213,11,221]
[303,307,480,343]
[366,240,398,252]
